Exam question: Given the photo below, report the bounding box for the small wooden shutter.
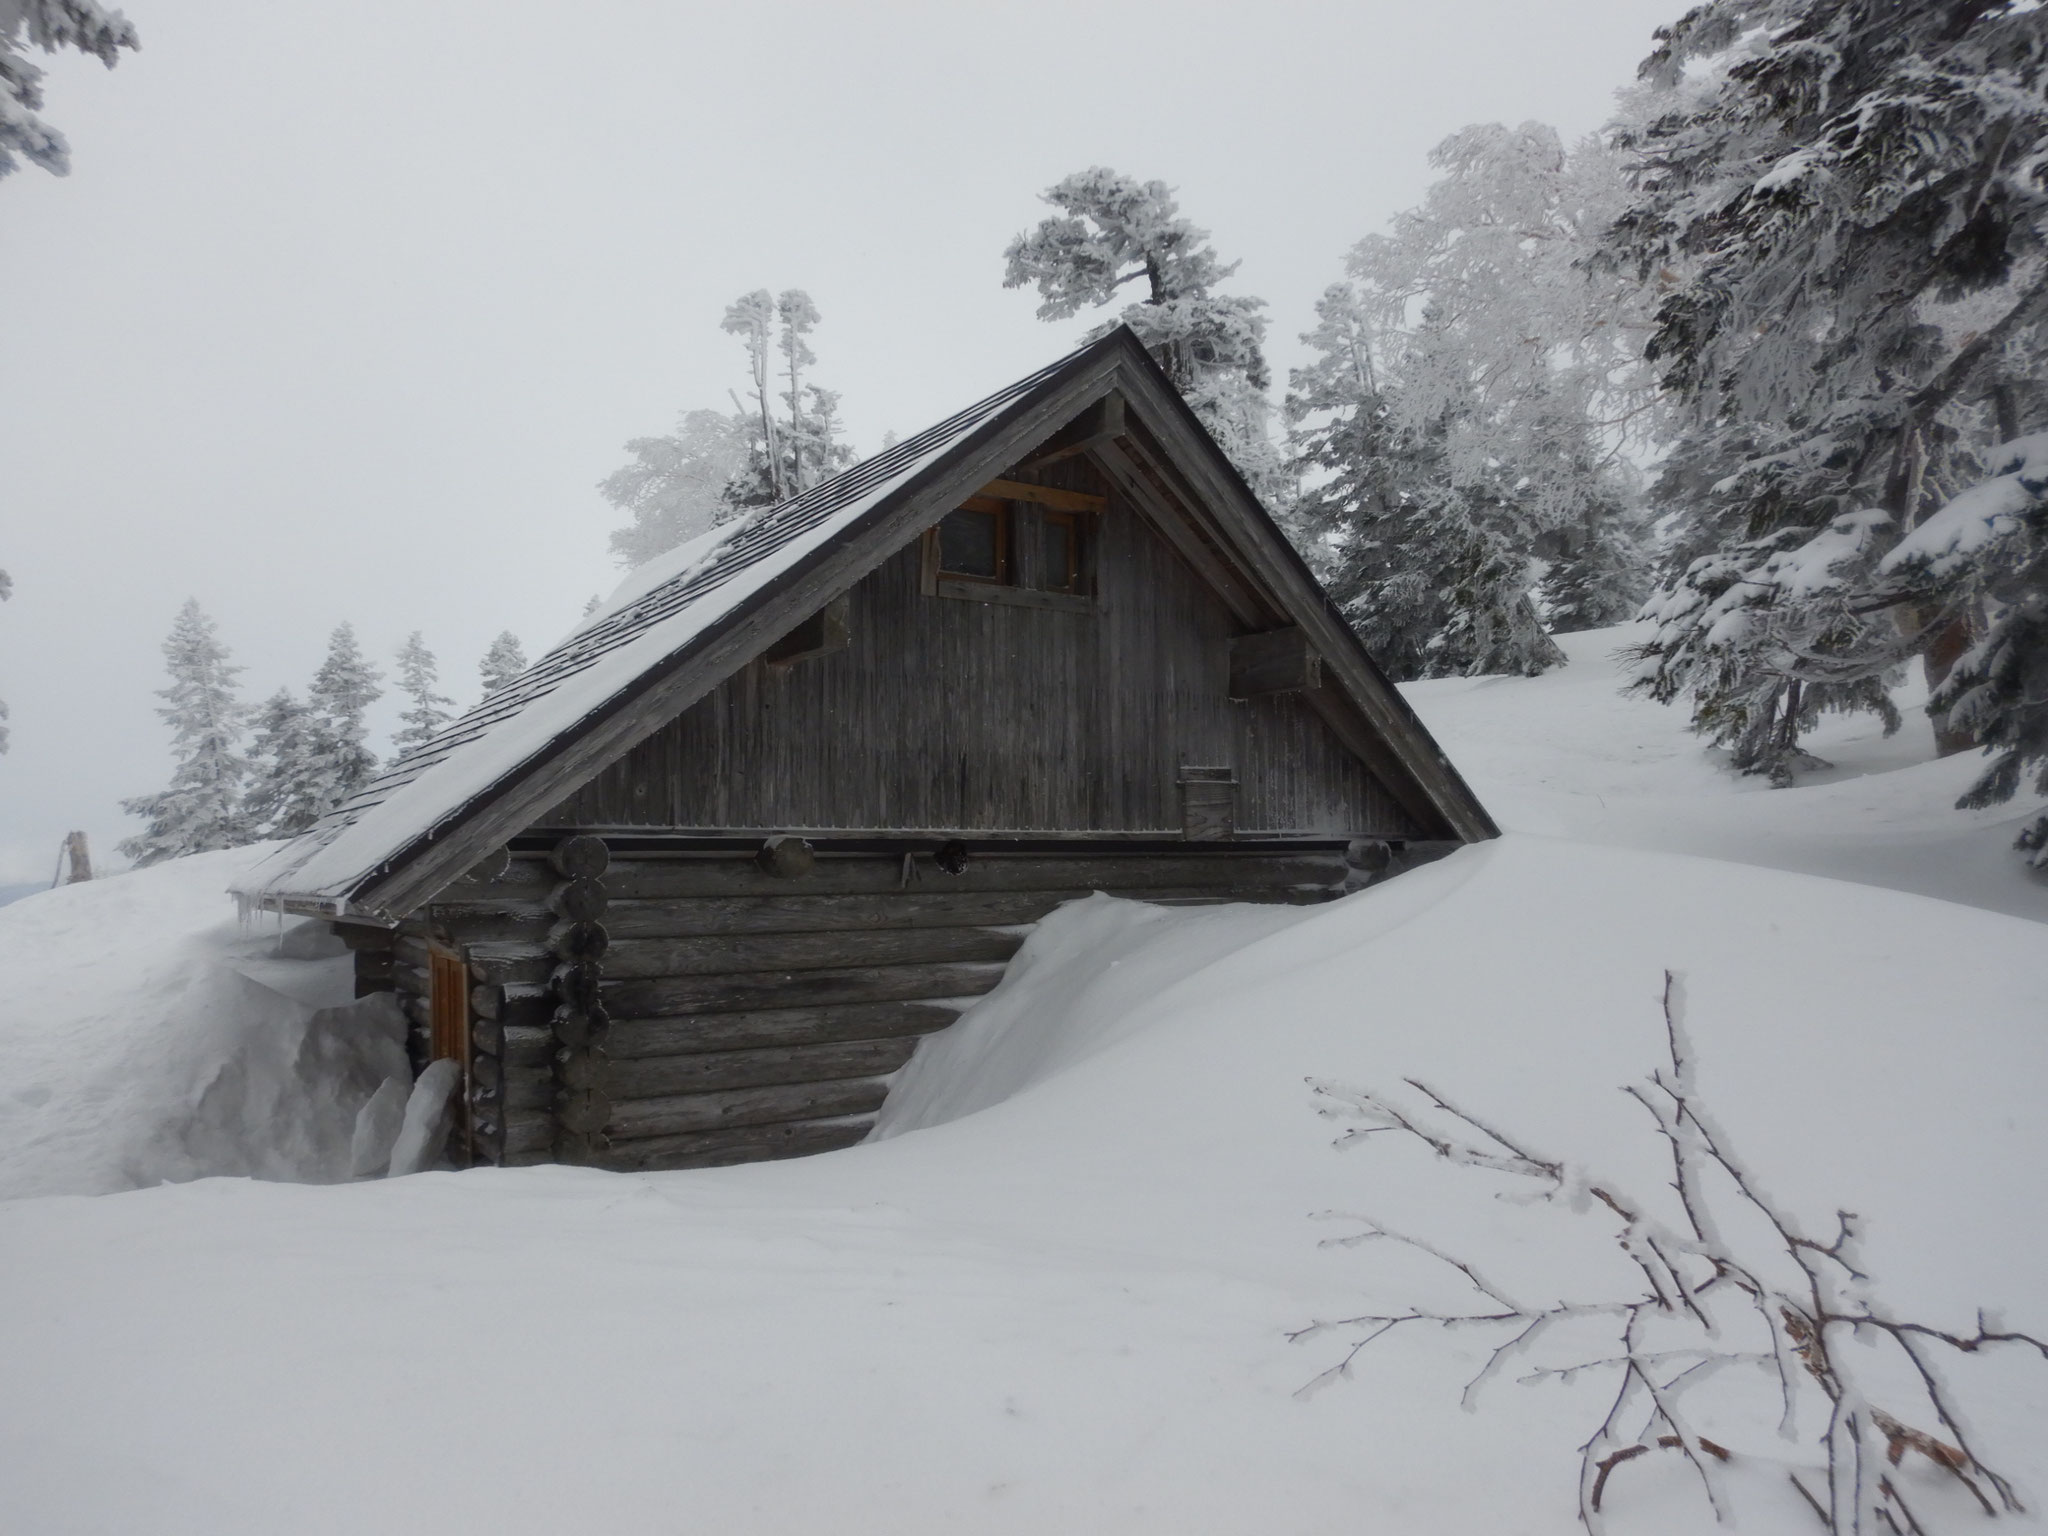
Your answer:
[1178,766,1238,841]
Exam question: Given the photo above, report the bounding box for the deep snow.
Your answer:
[0,845,407,1201]
[0,625,2043,1534]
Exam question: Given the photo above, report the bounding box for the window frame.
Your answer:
[933,496,1011,586]
[1040,509,1083,596]
[922,493,1101,614]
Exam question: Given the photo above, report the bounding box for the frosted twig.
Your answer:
[1299,968,2047,1534]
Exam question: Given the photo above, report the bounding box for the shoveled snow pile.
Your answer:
[0,625,2043,1533]
[0,845,408,1201]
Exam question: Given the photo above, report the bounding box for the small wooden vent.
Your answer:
[1178,766,1238,842]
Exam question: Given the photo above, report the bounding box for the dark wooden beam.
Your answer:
[976,478,1108,512]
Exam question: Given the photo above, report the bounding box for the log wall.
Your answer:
[402,841,1353,1174]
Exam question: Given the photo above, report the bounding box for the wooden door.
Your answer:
[428,948,472,1163]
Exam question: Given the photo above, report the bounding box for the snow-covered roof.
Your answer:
[235,327,1495,921]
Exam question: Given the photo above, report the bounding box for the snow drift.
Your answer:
[0,845,407,1200]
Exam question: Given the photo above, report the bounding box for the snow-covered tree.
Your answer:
[478,630,526,697]
[1339,123,1659,645]
[1605,0,2048,778]
[117,599,249,864]
[1287,284,1565,679]
[303,622,380,813]
[601,408,749,565]
[1004,167,1285,502]
[1,0,139,179]
[1882,432,2048,861]
[391,631,452,755]
[242,688,326,839]
[722,289,787,510]
[720,288,850,515]
[777,289,821,493]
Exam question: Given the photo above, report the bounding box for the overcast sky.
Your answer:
[0,0,1677,885]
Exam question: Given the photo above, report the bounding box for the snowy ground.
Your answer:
[1,627,2043,1534]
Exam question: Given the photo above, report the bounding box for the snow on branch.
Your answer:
[1296,971,2046,1534]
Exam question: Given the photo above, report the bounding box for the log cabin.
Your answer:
[233,326,1496,1173]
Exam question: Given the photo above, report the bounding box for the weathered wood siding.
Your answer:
[435,846,1350,1173]
[537,463,1421,839]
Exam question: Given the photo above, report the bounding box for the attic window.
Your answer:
[1041,510,1081,595]
[937,497,1009,583]
[924,483,1104,613]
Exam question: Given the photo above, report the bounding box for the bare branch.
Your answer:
[1299,972,2046,1534]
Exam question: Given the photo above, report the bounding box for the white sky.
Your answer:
[0,0,1677,884]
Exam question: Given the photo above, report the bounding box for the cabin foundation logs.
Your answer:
[547,834,613,1164]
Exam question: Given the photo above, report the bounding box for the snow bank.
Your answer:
[0,846,408,1200]
[2,838,2041,1535]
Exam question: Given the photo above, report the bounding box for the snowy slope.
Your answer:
[1406,623,2048,921]
[0,630,2043,1534]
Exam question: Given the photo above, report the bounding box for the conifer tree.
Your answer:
[777,289,821,493]
[242,688,326,839]
[1604,0,2048,779]
[391,631,453,755]
[1287,284,1566,680]
[1882,433,2048,863]
[1,0,139,179]
[718,288,850,517]
[117,599,250,864]
[304,622,381,814]
[479,631,526,697]
[1004,167,1285,502]
[1322,123,1657,664]
[721,289,786,509]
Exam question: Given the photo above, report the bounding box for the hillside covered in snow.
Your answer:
[0,625,2041,1535]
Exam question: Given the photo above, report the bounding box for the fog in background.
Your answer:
[0,0,1673,884]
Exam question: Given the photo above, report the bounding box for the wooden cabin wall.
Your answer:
[428,844,1350,1174]
[536,462,1425,841]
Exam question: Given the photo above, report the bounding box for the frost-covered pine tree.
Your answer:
[242,688,326,839]
[391,631,453,755]
[1287,284,1564,679]
[1334,123,1659,652]
[722,289,787,512]
[303,622,381,813]
[478,630,526,697]
[1605,0,2048,779]
[1,0,139,179]
[720,288,850,515]
[777,289,821,494]
[1882,433,2048,862]
[117,599,250,864]
[1004,167,1286,503]
[601,408,749,565]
